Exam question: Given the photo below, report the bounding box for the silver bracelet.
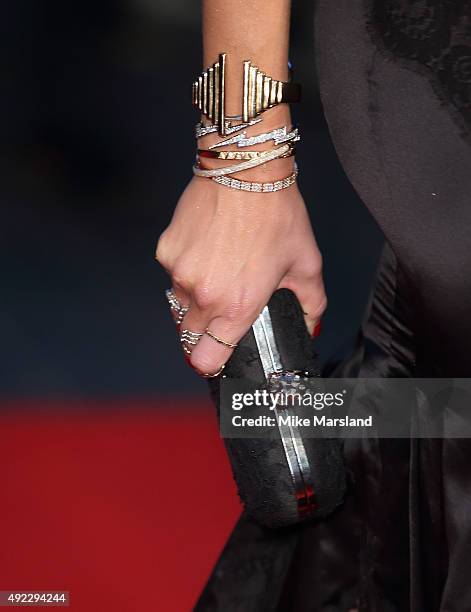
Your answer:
[211,165,298,193]
[195,118,262,139]
[192,143,291,178]
[208,125,300,150]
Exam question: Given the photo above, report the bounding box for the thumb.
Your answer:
[277,273,327,335]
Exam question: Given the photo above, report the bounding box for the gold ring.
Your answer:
[201,364,226,378]
[205,329,238,349]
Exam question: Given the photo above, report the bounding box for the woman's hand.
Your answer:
[156,175,326,376]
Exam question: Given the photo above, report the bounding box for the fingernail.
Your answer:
[312,320,322,338]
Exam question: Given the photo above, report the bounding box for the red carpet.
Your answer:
[0,399,241,611]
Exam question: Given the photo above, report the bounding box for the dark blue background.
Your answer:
[0,0,383,398]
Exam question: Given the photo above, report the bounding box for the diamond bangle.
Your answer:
[195,118,262,139]
[208,125,300,150]
[211,165,298,193]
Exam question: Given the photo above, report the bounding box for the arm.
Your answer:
[156,0,326,376]
[203,0,291,95]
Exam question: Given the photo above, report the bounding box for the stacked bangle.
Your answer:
[192,53,301,192]
[195,118,262,139]
[193,143,293,178]
[208,125,299,150]
[198,147,295,160]
[192,53,300,136]
[212,165,298,192]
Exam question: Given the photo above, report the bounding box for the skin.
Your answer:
[156,0,326,376]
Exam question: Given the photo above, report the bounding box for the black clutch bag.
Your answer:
[208,289,346,528]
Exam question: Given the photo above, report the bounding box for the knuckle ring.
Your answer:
[165,288,189,325]
[180,329,204,355]
[205,329,238,349]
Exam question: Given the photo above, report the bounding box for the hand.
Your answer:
[156,175,326,376]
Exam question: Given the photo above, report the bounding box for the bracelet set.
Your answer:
[191,53,301,193]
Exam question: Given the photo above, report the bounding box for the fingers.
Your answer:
[166,285,190,326]
[277,237,327,335]
[189,315,246,376]
[178,303,213,369]
[168,269,326,377]
[183,294,259,375]
[161,238,326,378]
[166,258,266,374]
[172,285,189,307]
[166,266,326,378]
[172,285,190,325]
[159,236,192,326]
[278,272,327,335]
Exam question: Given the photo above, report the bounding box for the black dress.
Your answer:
[196,1,471,610]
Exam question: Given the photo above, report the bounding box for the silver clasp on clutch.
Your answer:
[252,306,316,516]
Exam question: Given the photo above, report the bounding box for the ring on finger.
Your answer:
[201,364,226,378]
[205,329,238,349]
[180,329,204,355]
[165,288,183,311]
[165,288,190,325]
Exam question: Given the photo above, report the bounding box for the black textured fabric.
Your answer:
[366,0,471,141]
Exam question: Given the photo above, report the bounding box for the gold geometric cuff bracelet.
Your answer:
[192,53,301,136]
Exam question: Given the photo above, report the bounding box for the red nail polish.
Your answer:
[313,320,322,338]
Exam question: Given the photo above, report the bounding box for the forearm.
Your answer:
[156,1,325,376]
[202,0,291,115]
[201,0,293,179]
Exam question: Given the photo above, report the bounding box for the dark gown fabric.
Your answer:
[196,1,471,610]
